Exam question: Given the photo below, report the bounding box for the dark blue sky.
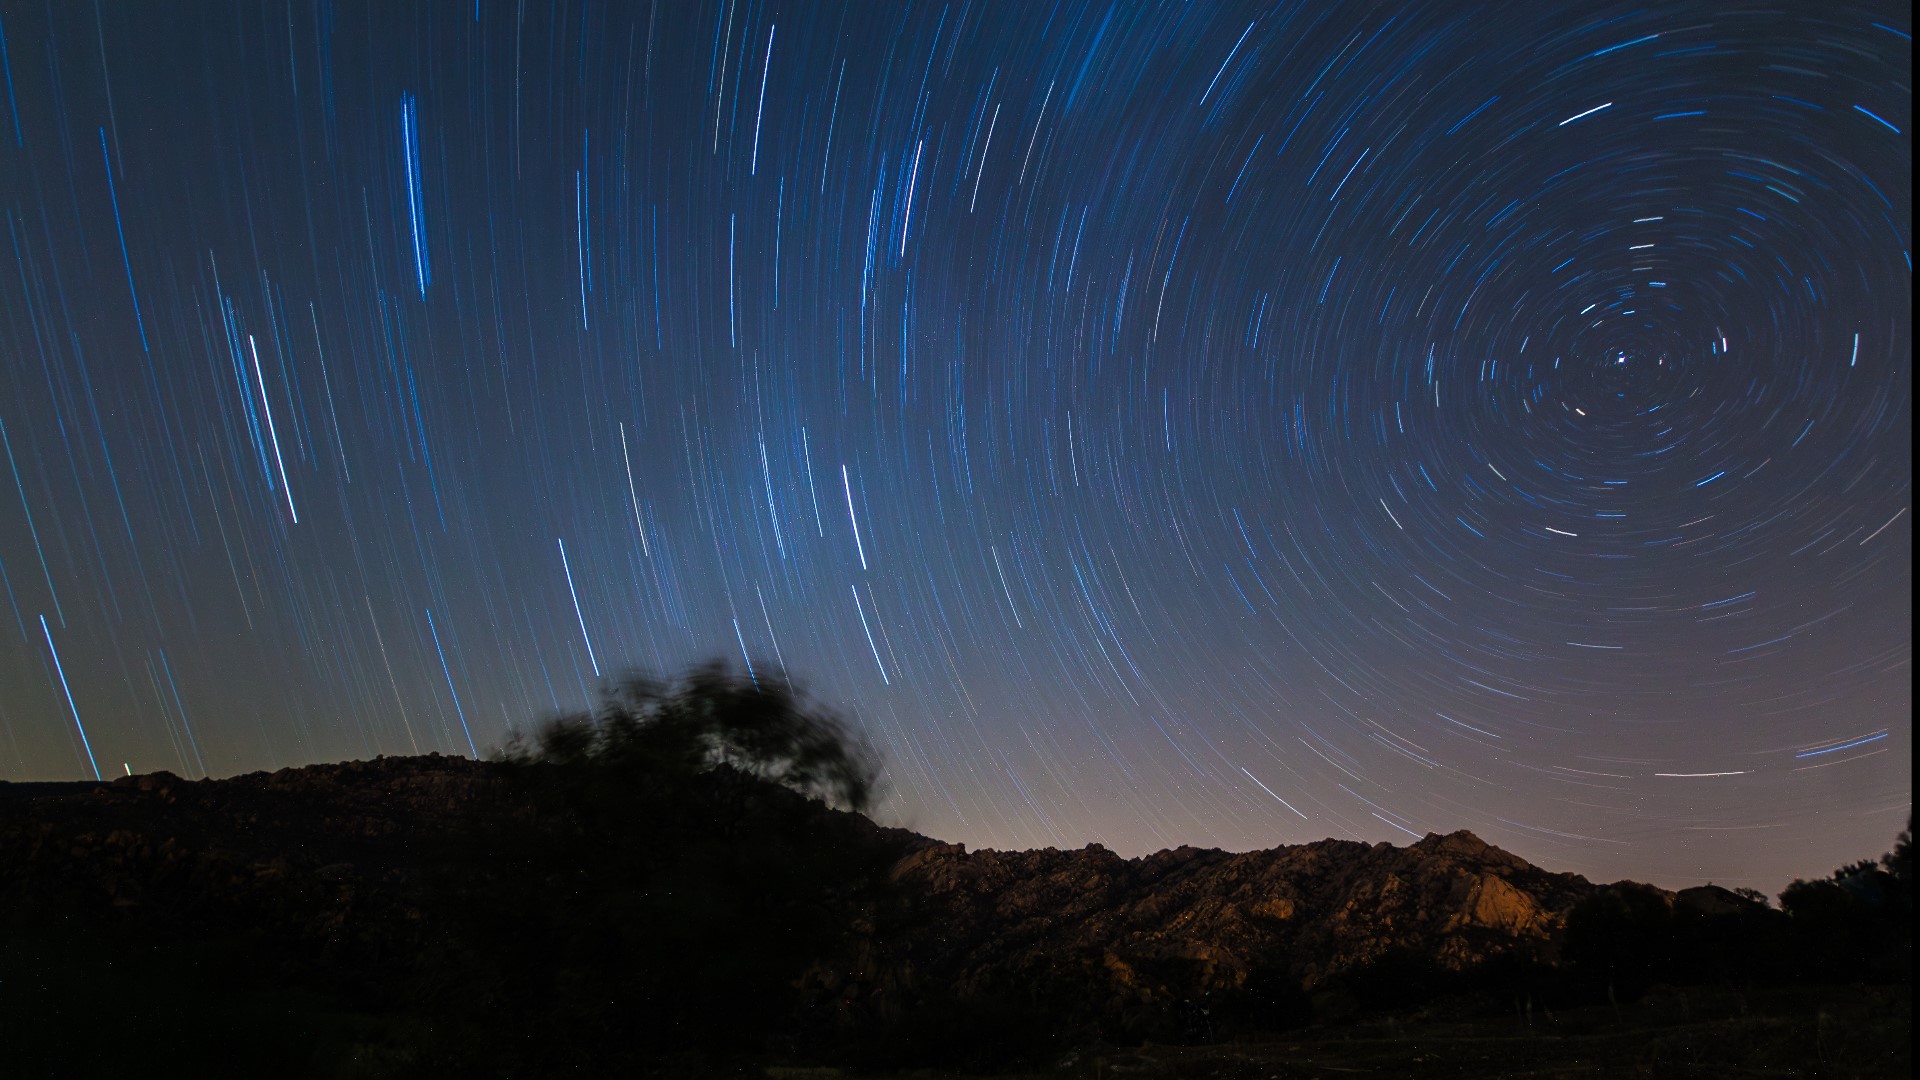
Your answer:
[0,0,1909,890]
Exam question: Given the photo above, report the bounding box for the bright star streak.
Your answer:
[1240,767,1308,819]
[558,537,600,678]
[1559,102,1613,125]
[425,607,477,756]
[842,464,869,570]
[41,614,100,781]
[249,336,297,524]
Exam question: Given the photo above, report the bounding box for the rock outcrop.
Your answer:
[803,824,1598,1032]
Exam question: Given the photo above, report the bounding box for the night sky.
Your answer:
[0,1,1908,891]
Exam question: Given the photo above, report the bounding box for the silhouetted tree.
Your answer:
[1772,816,1913,983]
[493,659,880,813]
[430,661,902,1072]
[1883,816,1912,884]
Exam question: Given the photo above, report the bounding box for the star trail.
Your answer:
[0,1,1909,890]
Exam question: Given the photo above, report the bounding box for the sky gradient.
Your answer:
[0,0,1909,891]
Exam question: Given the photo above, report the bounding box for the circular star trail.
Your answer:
[0,1,1908,889]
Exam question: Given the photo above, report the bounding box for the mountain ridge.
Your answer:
[0,753,1622,985]
[9,752,1788,1073]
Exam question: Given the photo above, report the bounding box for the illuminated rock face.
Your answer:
[851,824,1599,1019]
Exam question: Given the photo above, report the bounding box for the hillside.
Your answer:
[0,754,1906,1077]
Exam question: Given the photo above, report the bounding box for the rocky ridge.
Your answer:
[5,755,1612,1038]
[808,827,1601,1033]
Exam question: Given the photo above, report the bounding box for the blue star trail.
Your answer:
[0,0,1908,891]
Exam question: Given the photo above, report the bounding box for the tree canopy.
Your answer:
[492,659,881,813]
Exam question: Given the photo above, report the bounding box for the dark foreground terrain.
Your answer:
[1,673,1909,1078]
[1062,985,1910,1079]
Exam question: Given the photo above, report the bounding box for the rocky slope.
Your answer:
[4,754,1618,1064]
[802,829,1602,1042]
[895,828,1588,985]
[0,756,518,991]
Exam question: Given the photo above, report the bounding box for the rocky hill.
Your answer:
[3,756,507,967]
[873,827,1591,991]
[0,754,1630,1072]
